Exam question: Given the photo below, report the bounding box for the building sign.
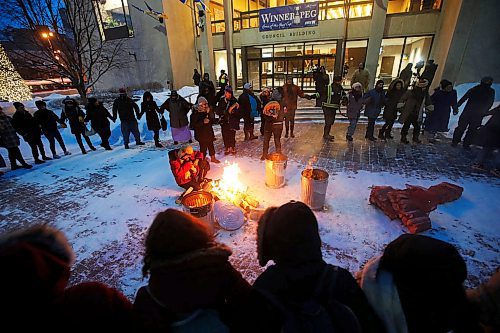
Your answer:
[259,3,319,32]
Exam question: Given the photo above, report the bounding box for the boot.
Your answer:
[105,146,113,151]
[378,129,385,140]
[210,155,220,164]
[124,144,130,149]
[64,150,72,156]
[244,130,250,141]
[249,131,258,140]
[53,155,61,159]
[22,163,33,169]
[155,141,163,148]
[260,154,267,161]
[385,131,394,139]
[81,150,87,154]
[136,141,145,146]
[401,136,409,144]
[42,155,52,161]
[412,137,422,144]
[290,132,295,138]
[89,145,97,151]
[346,135,353,142]
[35,159,45,164]
[224,148,230,155]
[285,131,289,138]
[174,141,179,145]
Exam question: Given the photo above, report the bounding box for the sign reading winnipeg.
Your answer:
[259,3,319,32]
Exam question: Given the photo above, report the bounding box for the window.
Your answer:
[94,0,134,40]
[210,0,225,34]
[235,48,243,88]
[375,36,433,86]
[214,50,228,80]
[387,0,442,14]
[343,40,368,85]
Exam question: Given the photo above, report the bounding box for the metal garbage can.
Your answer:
[265,153,287,188]
[301,168,329,210]
[181,191,216,233]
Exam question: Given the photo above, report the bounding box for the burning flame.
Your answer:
[211,162,247,202]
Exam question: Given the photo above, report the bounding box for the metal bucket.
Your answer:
[265,153,287,188]
[301,168,329,210]
[181,191,216,233]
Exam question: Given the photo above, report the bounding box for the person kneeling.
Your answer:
[169,145,210,191]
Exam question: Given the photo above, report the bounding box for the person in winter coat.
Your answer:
[199,73,216,110]
[379,79,405,140]
[281,77,310,138]
[140,91,163,148]
[0,224,137,331]
[112,88,144,149]
[249,201,384,333]
[192,68,201,86]
[471,105,500,176]
[191,96,220,163]
[238,82,261,141]
[168,145,210,190]
[363,79,386,141]
[34,100,70,158]
[399,63,413,89]
[259,87,272,136]
[215,69,229,102]
[12,102,50,164]
[85,98,114,150]
[61,97,96,154]
[424,79,458,142]
[260,88,285,160]
[321,75,346,142]
[215,86,240,155]
[452,76,495,150]
[314,66,330,107]
[399,78,433,144]
[359,234,482,333]
[346,82,364,141]
[0,106,32,170]
[134,209,251,332]
[352,62,370,92]
[160,90,192,145]
[421,59,438,84]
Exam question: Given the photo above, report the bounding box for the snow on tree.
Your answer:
[0,44,32,102]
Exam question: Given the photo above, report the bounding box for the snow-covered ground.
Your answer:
[1,84,499,299]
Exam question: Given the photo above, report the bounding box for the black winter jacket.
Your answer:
[61,105,86,135]
[458,83,495,118]
[34,108,62,133]
[12,110,42,142]
[112,96,140,122]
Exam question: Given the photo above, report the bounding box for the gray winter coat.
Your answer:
[160,97,192,128]
[347,92,364,118]
[398,88,432,124]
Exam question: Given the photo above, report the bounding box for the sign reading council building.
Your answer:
[259,3,319,32]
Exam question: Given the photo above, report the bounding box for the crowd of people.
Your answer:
[1,202,498,332]
[1,63,498,177]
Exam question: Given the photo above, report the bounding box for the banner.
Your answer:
[259,3,319,32]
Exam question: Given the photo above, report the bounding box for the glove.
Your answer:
[60,123,67,128]
[78,116,84,123]
[396,102,405,109]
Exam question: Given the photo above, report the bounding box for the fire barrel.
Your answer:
[181,191,216,233]
[265,153,288,188]
[301,168,329,210]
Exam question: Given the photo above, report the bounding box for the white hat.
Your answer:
[243,82,252,90]
[352,82,363,89]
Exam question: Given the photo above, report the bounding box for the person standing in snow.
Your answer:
[363,79,386,141]
[352,62,370,92]
[191,96,220,164]
[215,86,240,155]
[160,90,192,145]
[321,75,346,142]
[424,80,458,142]
[112,88,144,149]
[281,77,310,138]
[259,87,272,136]
[471,105,500,176]
[314,66,330,107]
[140,91,163,148]
[379,79,405,140]
[11,102,50,164]
[34,100,70,158]
[345,82,364,141]
[398,78,433,144]
[199,73,216,110]
[192,68,201,86]
[168,145,210,190]
[61,97,96,154]
[85,98,114,150]
[238,82,261,141]
[260,89,284,160]
[452,76,495,150]
[0,106,32,170]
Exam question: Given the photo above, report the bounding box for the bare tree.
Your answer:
[2,0,129,102]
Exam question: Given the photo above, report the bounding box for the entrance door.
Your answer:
[380,56,395,76]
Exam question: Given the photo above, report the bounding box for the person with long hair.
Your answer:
[424,79,458,143]
[141,91,163,148]
[379,79,405,140]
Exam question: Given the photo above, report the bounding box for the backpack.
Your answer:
[257,265,362,333]
[170,308,230,333]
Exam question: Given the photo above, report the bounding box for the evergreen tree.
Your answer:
[0,44,32,102]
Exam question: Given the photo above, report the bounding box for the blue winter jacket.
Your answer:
[363,88,386,119]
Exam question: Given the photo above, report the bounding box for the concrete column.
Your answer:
[241,47,248,86]
[223,0,236,88]
[364,0,388,89]
[199,0,215,80]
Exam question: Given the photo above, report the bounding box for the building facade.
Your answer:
[92,0,500,92]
